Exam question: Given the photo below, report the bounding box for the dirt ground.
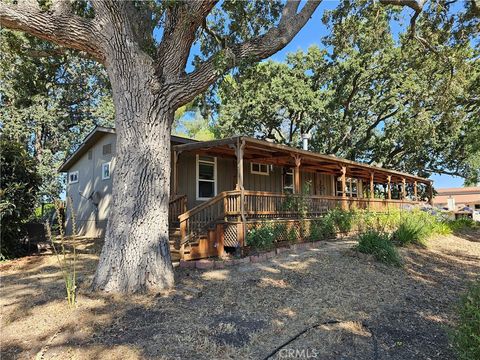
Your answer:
[1,229,479,360]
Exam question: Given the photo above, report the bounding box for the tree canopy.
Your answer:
[215,0,480,183]
[0,31,114,202]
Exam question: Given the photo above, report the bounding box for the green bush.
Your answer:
[392,217,427,246]
[328,208,354,233]
[246,224,275,250]
[356,230,402,266]
[0,139,41,259]
[450,281,480,360]
[448,218,477,232]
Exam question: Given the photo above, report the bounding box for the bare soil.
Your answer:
[1,230,479,360]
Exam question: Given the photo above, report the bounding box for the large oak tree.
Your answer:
[0,0,449,292]
[0,0,323,293]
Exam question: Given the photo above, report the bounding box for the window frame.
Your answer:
[336,177,358,198]
[196,155,217,201]
[283,168,294,193]
[250,162,269,176]
[102,162,111,180]
[69,171,79,184]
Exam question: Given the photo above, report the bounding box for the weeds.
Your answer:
[356,230,402,267]
[45,198,77,307]
[450,281,480,360]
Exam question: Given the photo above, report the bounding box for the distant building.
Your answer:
[433,187,480,212]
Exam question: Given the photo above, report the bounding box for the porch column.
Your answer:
[402,178,406,200]
[428,181,433,206]
[414,180,418,201]
[341,166,347,210]
[235,140,246,191]
[294,155,302,194]
[172,149,180,196]
[387,175,392,200]
[370,172,375,199]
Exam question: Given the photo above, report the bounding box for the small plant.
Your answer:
[45,198,77,307]
[450,281,480,360]
[287,225,297,243]
[392,217,426,246]
[246,223,276,250]
[328,208,354,233]
[448,218,477,232]
[356,230,402,266]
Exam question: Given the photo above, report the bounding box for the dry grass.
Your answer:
[1,231,479,360]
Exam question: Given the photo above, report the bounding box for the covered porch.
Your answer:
[168,136,432,260]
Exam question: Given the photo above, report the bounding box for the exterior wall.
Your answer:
[65,133,116,237]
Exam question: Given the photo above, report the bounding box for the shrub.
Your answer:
[328,208,354,233]
[0,139,41,259]
[392,217,427,246]
[448,218,477,232]
[450,281,480,360]
[356,230,402,266]
[287,225,297,243]
[246,224,275,250]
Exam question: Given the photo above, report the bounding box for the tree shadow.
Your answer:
[1,236,479,359]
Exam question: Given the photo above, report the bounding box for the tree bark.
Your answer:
[91,54,174,293]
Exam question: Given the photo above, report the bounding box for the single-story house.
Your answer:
[59,126,433,261]
[433,187,480,212]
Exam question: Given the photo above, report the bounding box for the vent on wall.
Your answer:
[103,143,112,155]
[88,150,93,160]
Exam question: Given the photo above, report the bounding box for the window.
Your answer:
[103,143,112,155]
[251,162,269,175]
[69,171,79,184]
[102,162,111,180]
[283,168,294,193]
[336,177,358,197]
[196,155,216,200]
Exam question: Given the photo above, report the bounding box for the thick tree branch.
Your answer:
[173,0,321,107]
[0,0,105,62]
[156,0,218,81]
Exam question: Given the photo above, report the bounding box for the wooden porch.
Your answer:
[168,136,432,261]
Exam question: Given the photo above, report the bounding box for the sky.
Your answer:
[183,1,466,189]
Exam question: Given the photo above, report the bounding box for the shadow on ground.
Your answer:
[1,232,479,359]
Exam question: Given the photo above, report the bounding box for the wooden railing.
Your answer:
[178,192,229,245]
[169,194,187,227]
[176,190,420,245]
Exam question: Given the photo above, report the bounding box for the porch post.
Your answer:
[428,181,433,206]
[402,178,406,200]
[235,139,247,247]
[414,180,418,201]
[370,172,375,199]
[341,166,347,210]
[172,149,180,196]
[387,175,392,200]
[294,155,302,194]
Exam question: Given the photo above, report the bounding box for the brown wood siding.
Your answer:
[244,162,283,192]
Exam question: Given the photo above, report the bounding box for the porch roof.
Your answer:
[173,136,431,185]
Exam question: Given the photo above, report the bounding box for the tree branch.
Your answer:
[0,0,105,63]
[172,0,322,107]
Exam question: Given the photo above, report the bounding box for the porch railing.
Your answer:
[177,190,419,245]
[169,194,187,227]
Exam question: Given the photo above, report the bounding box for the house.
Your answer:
[59,127,433,261]
[433,187,480,219]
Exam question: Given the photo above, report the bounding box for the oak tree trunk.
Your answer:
[91,53,175,293]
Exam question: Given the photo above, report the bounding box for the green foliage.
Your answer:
[450,281,480,360]
[309,216,335,241]
[392,217,427,247]
[0,139,41,259]
[448,218,478,232]
[246,223,279,250]
[356,231,402,267]
[0,31,114,202]
[327,208,354,233]
[212,1,479,180]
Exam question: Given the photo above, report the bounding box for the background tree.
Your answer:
[0,137,41,259]
[215,0,479,181]
[0,0,322,293]
[0,31,114,203]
